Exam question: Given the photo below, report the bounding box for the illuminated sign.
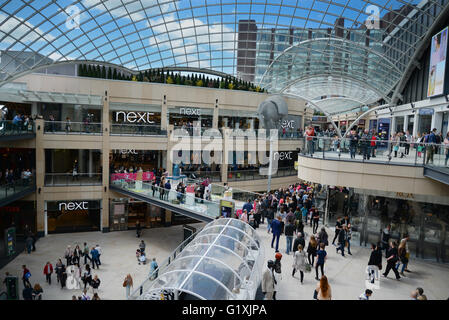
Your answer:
[179,107,201,116]
[280,120,295,129]
[59,201,89,211]
[115,111,154,123]
[113,149,138,154]
[273,151,293,160]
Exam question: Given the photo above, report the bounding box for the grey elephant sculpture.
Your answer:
[257,95,288,130]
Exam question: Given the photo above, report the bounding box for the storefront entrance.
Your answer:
[46,200,101,234]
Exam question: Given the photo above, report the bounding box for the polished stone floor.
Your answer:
[1,220,448,300]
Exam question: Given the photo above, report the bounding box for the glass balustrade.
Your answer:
[44,121,102,135]
[111,178,220,220]
[0,177,35,202]
[0,120,35,136]
[44,173,102,186]
[110,124,166,136]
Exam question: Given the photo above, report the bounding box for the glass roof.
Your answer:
[0,0,448,114]
[139,218,264,300]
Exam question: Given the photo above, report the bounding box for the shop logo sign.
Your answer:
[59,201,89,211]
[114,149,138,154]
[115,111,153,123]
[273,151,292,160]
[180,107,201,116]
[280,120,295,129]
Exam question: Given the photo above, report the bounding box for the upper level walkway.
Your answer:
[0,178,36,207]
[0,120,35,142]
[298,137,449,199]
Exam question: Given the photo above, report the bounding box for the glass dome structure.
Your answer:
[138,218,264,300]
[1,0,448,115]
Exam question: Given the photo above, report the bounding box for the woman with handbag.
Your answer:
[314,275,332,300]
[123,274,133,299]
[292,244,307,284]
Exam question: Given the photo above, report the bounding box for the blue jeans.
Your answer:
[267,219,273,232]
[271,233,280,251]
[286,236,293,254]
[396,261,406,273]
[347,239,351,254]
[350,146,357,159]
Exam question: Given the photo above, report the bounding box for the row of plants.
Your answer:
[77,64,266,92]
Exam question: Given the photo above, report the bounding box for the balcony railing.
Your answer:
[300,135,449,168]
[0,177,35,202]
[44,173,102,186]
[227,166,297,181]
[0,120,35,136]
[43,121,102,135]
[110,124,166,136]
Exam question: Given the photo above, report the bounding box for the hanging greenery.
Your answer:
[77,64,265,92]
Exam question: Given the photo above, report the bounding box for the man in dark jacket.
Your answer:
[271,216,283,252]
[242,199,253,215]
[360,129,372,160]
[367,243,382,284]
[332,217,343,245]
[383,241,401,280]
[292,233,306,254]
[336,226,347,257]
[348,130,359,159]
[284,221,296,255]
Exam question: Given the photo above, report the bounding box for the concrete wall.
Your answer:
[297,155,449,199]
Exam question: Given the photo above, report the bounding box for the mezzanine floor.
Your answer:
[1,220,448,300]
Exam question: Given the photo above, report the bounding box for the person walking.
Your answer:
[284,220,295,255]
[293,232,306,255]
[22,265,31,288]
[149,258,159,280]
[139,240,146,254]
[317,227,329,248]
[359,289,373,300]
[64,245,73,266]
[315,243,327,280]
[367,243,382,284]
[396,236,409,276]
[307,235,318,266]
[90,275,101,295]
[136,220,142,238]
[22,283,33,300]
[90,247,100,269]
[332,217,343,246]
[383,241,401,280]
[336,224,347,257]
[123,274,133,299]
[381,225,391,257]
[82,264,92,290]
[83,242,91,265]
[261,260,276,300]
[270,216,283,252]
[95,244,102,266]
[25,234,33,254]
[32,283,43,300]
[310,206,320,234]
[266,204,275,234]
[43,261,53,285]
[292,244,307,284]
[314,275,332,300]
[81,289,91,300]
[55,259,65,287]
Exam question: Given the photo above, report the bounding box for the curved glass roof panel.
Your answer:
[138,218,264,300]
[1,0,448,114]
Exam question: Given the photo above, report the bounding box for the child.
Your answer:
[139,252,147,265]
[136,249,141,264]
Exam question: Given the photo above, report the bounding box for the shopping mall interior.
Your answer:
[1,0,449,302]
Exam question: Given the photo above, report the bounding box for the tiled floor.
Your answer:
[1,220,448,300]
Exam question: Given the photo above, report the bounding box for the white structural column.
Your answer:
[413,113,420,138]
[403,115,409,133]
[88,150,93,177]
[431,112,443,132]
[391,116,397,134]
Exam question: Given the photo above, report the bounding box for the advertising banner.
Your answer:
[427,27,448,97]
[111,172,154,181]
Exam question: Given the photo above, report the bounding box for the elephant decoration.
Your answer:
[0,105,8,131]
[257,95,288,130]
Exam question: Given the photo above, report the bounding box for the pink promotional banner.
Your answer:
[111,172,154,181]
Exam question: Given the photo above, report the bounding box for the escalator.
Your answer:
[110,179,219,223]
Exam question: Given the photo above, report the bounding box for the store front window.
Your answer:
[407,115,414,133]
[39,103,102,124]
[109,199,164,231]
[418,114,432,135]
[45,149,102,186]
[46,200,101,234]
[110,150,163,174]
[395,116,404,133]
[169,107,213,129]
[110,103,162,135]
